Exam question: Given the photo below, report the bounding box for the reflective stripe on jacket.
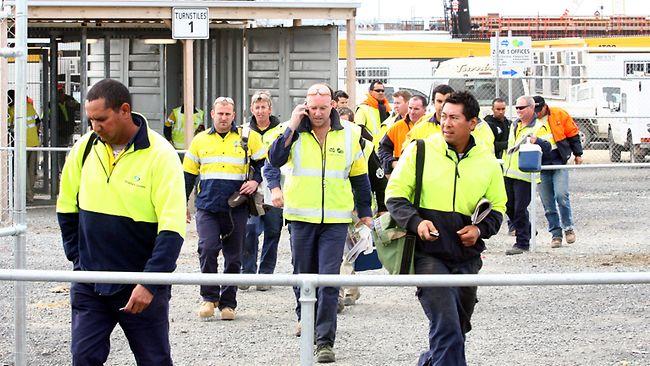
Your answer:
[56,114,186,295]
[167,107,205,149]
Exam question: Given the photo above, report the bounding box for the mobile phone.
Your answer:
[429,231,439,237]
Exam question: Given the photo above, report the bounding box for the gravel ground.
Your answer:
[0,167,648,366]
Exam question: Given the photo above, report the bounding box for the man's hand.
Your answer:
[186,208,192,223]
[359,216,373,228]
[121,285,153,314]
[391,161,398,169]
[417,220,439,242]
[289,104,308,131]
[271,187,284,208]
[239,180,259,195]
[457,225,480,247]
[574,155,584,165]
[528,135,538,144]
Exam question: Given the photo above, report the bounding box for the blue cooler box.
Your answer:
[519,142,542,172]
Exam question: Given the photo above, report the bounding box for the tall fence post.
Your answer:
[299,276,317,365]
[13,0,28,364]
[529,173,537,251]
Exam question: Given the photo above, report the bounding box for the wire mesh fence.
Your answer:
[339,73,650,164]
[1,1,15,225]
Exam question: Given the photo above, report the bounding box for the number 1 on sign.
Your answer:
[189,21,193,32]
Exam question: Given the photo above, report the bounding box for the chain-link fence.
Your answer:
[1,1,15,225]
[339,72,650,164]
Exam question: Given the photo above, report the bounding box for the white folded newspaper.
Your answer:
[471,198,492,225]
[344,222,373,263]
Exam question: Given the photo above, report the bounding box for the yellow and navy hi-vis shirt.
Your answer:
[386,133,507,263]
[56,113,186,296]
[183,123,267,213]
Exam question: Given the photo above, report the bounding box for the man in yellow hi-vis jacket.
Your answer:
[267,83,372,363]
[57,79,186,365]
[386,91,507,365]
[8,90,41,202]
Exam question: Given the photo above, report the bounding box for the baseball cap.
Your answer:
[533,96,546,113]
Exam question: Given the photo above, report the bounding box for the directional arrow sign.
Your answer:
[490,36,532,78]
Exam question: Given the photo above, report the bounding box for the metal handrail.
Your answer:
[1,269,649,365]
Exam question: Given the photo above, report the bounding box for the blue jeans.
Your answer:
[539,169,574,238]
[70,283,172,366]
[241,206,283,274]
[415,252,482,366]
[290,222,347,347]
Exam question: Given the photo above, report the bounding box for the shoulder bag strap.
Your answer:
[81,133,97,167]
[413,139,425,209]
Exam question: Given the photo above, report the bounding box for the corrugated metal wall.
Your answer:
[245,26,338,121]
[88,39,166,131]
[85,26,337,131]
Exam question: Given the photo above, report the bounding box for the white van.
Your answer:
[429,57,529,117]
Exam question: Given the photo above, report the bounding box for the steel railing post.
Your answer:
[530,172,537,251]
[299,276,317,366]
[13,0,28,365]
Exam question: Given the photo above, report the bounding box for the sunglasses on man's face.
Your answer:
[373,89,385,93]
[515,105,530,110]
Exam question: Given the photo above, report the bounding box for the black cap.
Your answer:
[533,96,546,113]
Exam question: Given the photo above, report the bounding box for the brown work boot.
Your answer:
[565,230,576,244]
[220,307,236,321]
[551,237,562,248]
[198,301,218,320]
[343,291,360,306]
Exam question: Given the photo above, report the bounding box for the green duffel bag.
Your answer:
[372,212,416,274]
[372,139,425,275]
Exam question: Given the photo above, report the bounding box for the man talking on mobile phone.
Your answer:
[267,83,372,363]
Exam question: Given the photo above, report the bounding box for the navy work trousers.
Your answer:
[241,206,283,274]
[414,251,482,366]
[504,177,533,249]
[196,208,247,309]
[291,221,347,347]
[70,282,172,366]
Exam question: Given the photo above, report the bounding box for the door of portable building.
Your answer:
[87,38,166,132]
[245,26,338,121]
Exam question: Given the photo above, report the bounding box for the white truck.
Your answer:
[604,80,650,162]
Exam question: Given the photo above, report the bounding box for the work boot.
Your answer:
[220,307,236,321]
[315,344,336,363]
[343,291,360,306]
[198,301,218,320]
[505,246,528,255]
[551,237,562,248]
[256,285,271,291]
[565,230,576,244]
[238,285,250,290]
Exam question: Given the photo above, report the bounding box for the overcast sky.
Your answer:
[356,0,650,21]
